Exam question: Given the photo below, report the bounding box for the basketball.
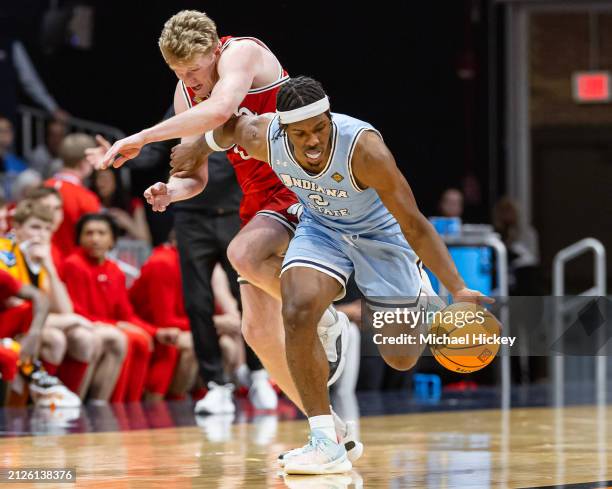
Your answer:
[429,302,502,373]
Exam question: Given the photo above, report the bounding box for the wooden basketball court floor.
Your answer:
[0,392,611,489]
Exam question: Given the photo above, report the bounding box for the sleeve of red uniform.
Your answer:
[0,270,22,302]
[130,260,189,331]
[113,268,156,337]
[60,259,106,322]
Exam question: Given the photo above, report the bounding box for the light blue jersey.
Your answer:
[267,113,395,235]
[268,112,433,305]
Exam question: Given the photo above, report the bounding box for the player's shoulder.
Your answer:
[221,36,265,55]
[218,36,265,66]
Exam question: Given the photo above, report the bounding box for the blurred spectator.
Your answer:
[438,187,464,218]
[0,195,8,235]
[45,133,101,263]
[23,187,64,268]
[493,196,540,294]
[129,232,196,400]
[29,119,67,178]
[61,214,154,403]
[91,169,151,244]
[0,115,27,200]
[210,263,247,384]
[0,200,99,405]
[0,269,49,385]
[12,169,42,202]
[25,188,126,402]
[0,20,68,124]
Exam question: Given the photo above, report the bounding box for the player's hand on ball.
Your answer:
[101,132,146,169]
[452,287,495,305]
[169,140,206,177]
[144,182,172,212]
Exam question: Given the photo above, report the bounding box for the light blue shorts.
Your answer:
[280,217,429,305]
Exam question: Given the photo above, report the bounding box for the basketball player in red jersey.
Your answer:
[92,9,354,442]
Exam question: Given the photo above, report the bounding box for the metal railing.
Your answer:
[18,105,125,161]
[441,232,511,409]
[552,237,607,407]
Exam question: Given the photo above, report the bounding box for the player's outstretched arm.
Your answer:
[144,162,209,212]
[170,114,273,176]
[101,43,261,169]
[352,131,493,304]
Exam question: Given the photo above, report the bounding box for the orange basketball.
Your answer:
[429,302,502,373]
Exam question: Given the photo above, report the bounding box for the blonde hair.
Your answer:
[13,200,54,225]
[159,10,219,65]
[59,133,96,169]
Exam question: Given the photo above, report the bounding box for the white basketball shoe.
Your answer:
[194,382,235,415]
[279,420,363,468]
[283,430,352,475]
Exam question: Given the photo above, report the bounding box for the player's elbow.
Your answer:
[403,210,429,243]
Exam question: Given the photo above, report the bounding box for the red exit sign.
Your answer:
[572,71,611,103]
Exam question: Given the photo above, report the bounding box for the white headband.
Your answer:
[277,96,330,124]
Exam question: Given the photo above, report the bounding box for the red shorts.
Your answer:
[0,303,33,338]
[240,181,299,232]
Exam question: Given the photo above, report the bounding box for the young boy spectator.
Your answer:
[0,201,96,405]
[45,134,101,262]
[129,232,196,400]
[61,214,154,402]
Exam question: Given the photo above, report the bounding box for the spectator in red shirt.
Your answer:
[45,134,101,262]
[129,232,196,400]
[61,214,154,402]
[0,269,50,382]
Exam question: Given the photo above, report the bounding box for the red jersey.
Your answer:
[0,269,21,311]
[61,248,156,336]
[129,244,189,331]
[180,36,289,196]
[45,172,101,261]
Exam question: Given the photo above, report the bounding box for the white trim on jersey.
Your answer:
[220,37,289,94]
[265,117,274,167]
[282,120,339,179]
[255,210,297,233]
[347,128,383,193]
[180,81,193,108]
[281,257,349,292]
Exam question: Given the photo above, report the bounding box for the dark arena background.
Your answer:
[0,0,611,487]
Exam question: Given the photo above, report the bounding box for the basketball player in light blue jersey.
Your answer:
[153,76,492,475]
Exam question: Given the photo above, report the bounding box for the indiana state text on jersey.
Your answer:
[277,172,351,217]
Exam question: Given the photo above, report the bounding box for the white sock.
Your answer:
[308,414,337,442]
[234,364,251,387]
[330,406,346,439]
[251,369,268,383]
[317,306,338,329]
